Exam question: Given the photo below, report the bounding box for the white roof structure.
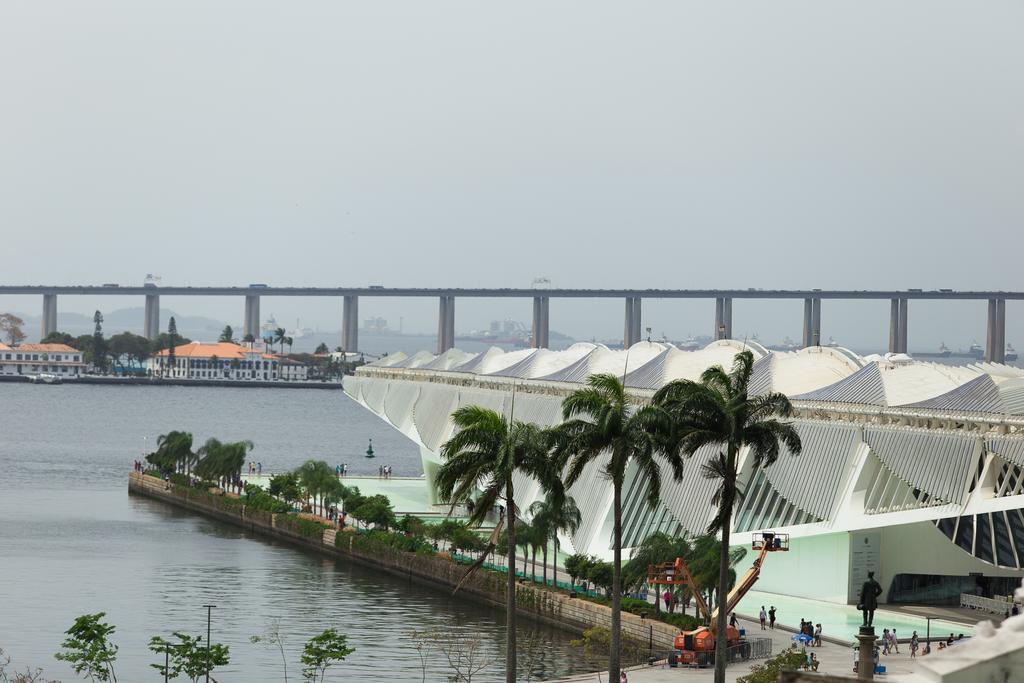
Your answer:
[348,340,1024,606]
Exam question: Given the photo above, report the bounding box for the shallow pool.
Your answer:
[736,590,975,644]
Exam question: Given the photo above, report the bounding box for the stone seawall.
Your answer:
[128,472,679,650]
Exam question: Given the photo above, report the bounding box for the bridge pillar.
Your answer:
[986,298,1006,363]
[714,297,732,340]
[342,295,359,352]
[41,294,57,339]
[437,296,455,353]
[532,296,549,349]
[803,298,813,347]
[144,294,160,340]
[888,299,900,353]
[811,298,821,346]
[898,298,909,353]
[244,295,260,340]
[624,297,641,348]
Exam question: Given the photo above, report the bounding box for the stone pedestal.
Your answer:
[856,626,876,680]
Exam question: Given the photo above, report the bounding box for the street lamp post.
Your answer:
[203,604,216,683]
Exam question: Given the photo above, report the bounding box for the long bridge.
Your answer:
[1,285,1019,362]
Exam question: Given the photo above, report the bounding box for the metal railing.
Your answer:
[960,593,1016,616]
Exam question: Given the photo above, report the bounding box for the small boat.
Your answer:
[30,373,62,384]
[1007,344,1018,362]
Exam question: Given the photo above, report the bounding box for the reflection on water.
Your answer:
[0,384,589,681]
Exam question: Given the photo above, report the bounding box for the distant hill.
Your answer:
[12,308,233,343]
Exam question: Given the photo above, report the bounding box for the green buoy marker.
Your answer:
[365,438,375,458]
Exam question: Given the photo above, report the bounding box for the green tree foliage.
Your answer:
[54,612,119,682]
[295,460,342,516]
[552,373,683,683]
[653,350,801,683]
[564,553,594,590]
[0,313,27,346]
[300,629,354,683]
[314,342,329,354]
[249,618,289,683]
[352,494,396,531]
[41,331,78,346]
[145,431,196,475]
[194,437,253,486]
[736,645,807,683]
[268,472,301,502]
[166,317,178,374]
[396,514,427,537]
[154,332,191,350]
[148,633,229,683]
[587,561,614,596]
[273,327,287,355]
[218,325,234,343]
[108,332,151,371]
[92,311,108,372]
[436,406,550,683]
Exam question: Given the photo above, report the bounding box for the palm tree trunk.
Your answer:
[505,482,517,683]
[531,547,537,583]
[609,482,622,683]
[542,544,548,587]
[714,446,737,683]
[553,538,560,589]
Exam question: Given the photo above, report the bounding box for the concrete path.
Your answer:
[551,616,936,682]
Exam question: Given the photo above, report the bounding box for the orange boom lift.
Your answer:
[648,531,789,667]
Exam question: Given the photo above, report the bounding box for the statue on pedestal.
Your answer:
[858,571,883,627]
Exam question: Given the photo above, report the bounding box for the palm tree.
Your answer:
[296,460,336,515]
[528,466,581,589]
[653,350,800,683]
[285,337,294,355]
[274,327,287,355]
[436,405,550,683]
[552,373,682,683]
[195,438,254,489]
[148,431,194,475]
[621,531,691,614]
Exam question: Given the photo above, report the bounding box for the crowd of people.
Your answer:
[378,464,393,479]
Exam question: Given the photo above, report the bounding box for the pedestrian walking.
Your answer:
[730,612,738,629]
[759,606,767,630]
[814,623,822,646]
[911,631,919,658]
[882,629,891,655]
[256,462,262,475]
[768,606,776,629]
[892,629,900,653]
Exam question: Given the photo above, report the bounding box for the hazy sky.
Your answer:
[2,2,1021,349]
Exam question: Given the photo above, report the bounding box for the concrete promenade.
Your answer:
[554,616,937,682]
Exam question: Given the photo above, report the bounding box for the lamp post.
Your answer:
[203,604,216,683]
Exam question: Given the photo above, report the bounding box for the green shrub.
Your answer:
[658,612,702,631]
[243,484,291,513]
[737,645,807,683]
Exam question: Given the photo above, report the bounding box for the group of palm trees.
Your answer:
[145,431,254,490]
[436,350,801,683]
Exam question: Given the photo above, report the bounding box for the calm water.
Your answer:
[0,383,587,681]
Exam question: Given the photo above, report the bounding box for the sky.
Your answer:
[1,1,1022,351]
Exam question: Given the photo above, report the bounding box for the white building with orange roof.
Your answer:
[148,341,282,381]
[0,342,86,377]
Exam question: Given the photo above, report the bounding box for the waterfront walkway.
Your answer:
[553,615,933,682]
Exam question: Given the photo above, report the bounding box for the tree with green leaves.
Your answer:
[352,494,396,530]
[108,332,151,372]
[564,553,593,592]
[314,342,329,355]
[552,373,683,683]
[92,311,108,373]
[296,460,337,515]
[300,629,354,683]
[285,336,294,354]
[436,405,550,683]
[41,330,77,346]
[528,454,582,588]
[194,437,253,488]
[587,560,614,596]
[269,472,302,507]
[218,325,234,343]
[165,317,178,377]
[653,350,801,683]
[148,633,229,683]
[273,327,287,355]
[54,612,119,682]
[146,431,196,475]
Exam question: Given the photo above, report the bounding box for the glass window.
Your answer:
[954,515,974,553]
[993,512,1016,567]
[975,513,994,563]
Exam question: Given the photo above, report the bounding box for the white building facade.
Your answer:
[148,341,305,381]
[0,343,86,377]
[346,341,1024,608]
